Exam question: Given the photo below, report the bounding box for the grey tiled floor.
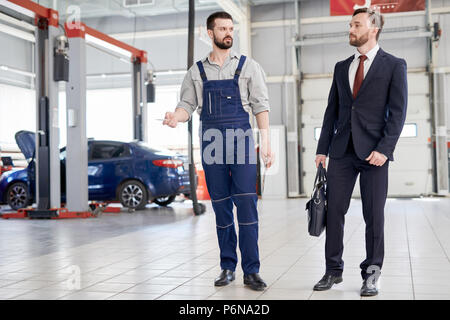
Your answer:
[1,197,450,300]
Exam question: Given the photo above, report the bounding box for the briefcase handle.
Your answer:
[313,163,327,187]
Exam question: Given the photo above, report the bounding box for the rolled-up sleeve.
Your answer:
[247,60,270,115]
[176,68,197,120]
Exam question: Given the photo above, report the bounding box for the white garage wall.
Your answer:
[86,88,134,142]
[0,84,35,145]
[0,32,33,89]
[147,85,200,150]
[59,89,134,147]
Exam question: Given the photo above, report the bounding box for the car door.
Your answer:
[88,142,133,200]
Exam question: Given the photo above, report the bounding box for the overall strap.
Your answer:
[196,60,208,82]
[233,55,247,81]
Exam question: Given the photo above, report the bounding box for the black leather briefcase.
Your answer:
[305,163,327,237]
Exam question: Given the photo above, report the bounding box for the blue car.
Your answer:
[0,131,193,210]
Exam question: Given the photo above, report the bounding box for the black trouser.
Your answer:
[325,135,389,280]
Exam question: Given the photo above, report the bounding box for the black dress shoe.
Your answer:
[360,279,378,297]
[214,270,235,286]
[313,274,343,291]
[243,273,267,291]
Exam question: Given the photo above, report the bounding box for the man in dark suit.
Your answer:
[313,7,408,297]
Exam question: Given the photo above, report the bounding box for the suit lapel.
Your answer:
[355,48,385,100]
[342,55,354,100]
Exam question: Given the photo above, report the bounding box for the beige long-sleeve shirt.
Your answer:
[176,51,270,120]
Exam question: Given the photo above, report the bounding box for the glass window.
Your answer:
[400,123,417,138]
[90,143,129,160]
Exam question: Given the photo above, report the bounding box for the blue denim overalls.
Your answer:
[197,55,259,275]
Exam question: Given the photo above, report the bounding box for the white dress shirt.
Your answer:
[348,43,380,94]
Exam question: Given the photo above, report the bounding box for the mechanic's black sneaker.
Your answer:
[243,273,267,291]
[214,270,235,286]
[313,274,343,291]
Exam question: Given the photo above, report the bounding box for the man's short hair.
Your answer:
[207,11,233,30]
[353,7,384,41]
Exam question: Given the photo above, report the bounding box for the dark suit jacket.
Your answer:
[316,48,408,161]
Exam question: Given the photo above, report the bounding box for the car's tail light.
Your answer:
[152,159,184,168]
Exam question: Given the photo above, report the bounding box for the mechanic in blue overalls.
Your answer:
[163,11,274,291]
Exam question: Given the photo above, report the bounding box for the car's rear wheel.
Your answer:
[118,180,148,211]
[7,182,29,210]
[153,195,176,206]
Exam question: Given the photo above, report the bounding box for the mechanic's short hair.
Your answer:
[207,11,233,30]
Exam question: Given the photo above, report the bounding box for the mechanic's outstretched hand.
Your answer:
[163,112,178,128]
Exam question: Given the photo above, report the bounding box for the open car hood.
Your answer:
[14,130,36,161]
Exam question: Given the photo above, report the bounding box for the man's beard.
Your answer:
[214,34,233,49]
[349,31,369,47]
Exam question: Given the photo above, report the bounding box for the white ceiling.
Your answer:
[35,0,298,19]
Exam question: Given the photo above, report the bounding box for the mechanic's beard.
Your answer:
[214,34,233,49]
[349,31,369,47]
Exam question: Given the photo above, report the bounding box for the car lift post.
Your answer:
[70,24,149,142]
[35,14,61,217]
[63,22,149,212]
[187,0,205,215]
[132,51,148,142]
[0,0,64,218]
[65,22,88,213]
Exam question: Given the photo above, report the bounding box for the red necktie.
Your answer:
[352,55,367,99]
